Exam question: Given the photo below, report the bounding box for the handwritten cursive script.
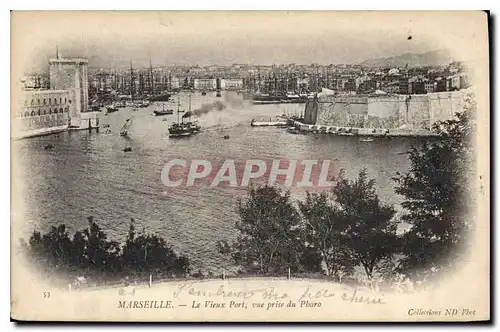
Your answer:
[298,286,336,302]
[173,284,289,301]
[172,283,385,305]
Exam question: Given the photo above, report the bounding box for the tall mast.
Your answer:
[149,58,154,95]
[130,61,134,101]
[177,97,180,123]
[257,66,261,92]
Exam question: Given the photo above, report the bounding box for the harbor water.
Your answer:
[12,91,425,274]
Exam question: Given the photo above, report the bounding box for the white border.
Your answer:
[3,2,497,331]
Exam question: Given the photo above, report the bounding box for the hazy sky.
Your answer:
[11,11,486,72]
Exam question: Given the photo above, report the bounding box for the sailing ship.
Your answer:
[168,95,201,137]
[153,102,174,116]
[120,118,133,137]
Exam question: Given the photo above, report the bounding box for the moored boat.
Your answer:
[153,102,173,116]
[106,105,119,113]
[359,137,374,142]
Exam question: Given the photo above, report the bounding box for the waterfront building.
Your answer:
[170,76,181,90]
[194,78,216,91]
[13,53,100,139]
[424,81,436,93]
[21,74,49,90]
[220,78,243,90]
[12,90,71,139]
[447,75,461,91]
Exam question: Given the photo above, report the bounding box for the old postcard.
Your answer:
[10,11,490,322]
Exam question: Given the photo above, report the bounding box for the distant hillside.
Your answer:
[360,50,455,68]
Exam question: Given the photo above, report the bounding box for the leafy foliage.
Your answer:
[218,185,321,274]
[121,219,190,277]
[298,191,354,278]
[333,169,400,279]
[23,217,190,282]
[220,172,400,280]
[393,94,476,278]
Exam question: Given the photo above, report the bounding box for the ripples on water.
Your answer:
[12,91,424,273]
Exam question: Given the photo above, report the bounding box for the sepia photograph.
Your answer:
[9,10,490,322]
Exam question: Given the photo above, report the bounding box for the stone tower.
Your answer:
[49,52,89,127]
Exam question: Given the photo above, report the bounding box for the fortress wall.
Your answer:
[303,98,318,124]
[316,100,368,127]
[366,96,404,129]
[406,95,431,130]
[429,91,464,124]
[311,90,467,131]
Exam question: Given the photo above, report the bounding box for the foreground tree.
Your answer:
[393,94,476,278]
[26,224,73,275]
[299,191,354,278]
[218,185,321,275]
[334,169,400,279]
[121,219,191,277]
[23,216,191,281]
[80,216,121,276]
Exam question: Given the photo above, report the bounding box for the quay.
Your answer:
[251,118,288,127]
[11,125,68,140]
[286,121,438,137]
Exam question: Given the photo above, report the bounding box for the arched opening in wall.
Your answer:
[60,98,62,104]
[43,99,46,105]
[64,107,69,113]
[37,110,40,116]
[42,109,46,116]
[60,108,63,113]
[37,99,40,105]
[30,111,35,117]
[64,98,67,103]
[49,98,52,105]
[48,109,52,115]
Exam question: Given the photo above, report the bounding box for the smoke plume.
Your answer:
[192,101,226,117]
